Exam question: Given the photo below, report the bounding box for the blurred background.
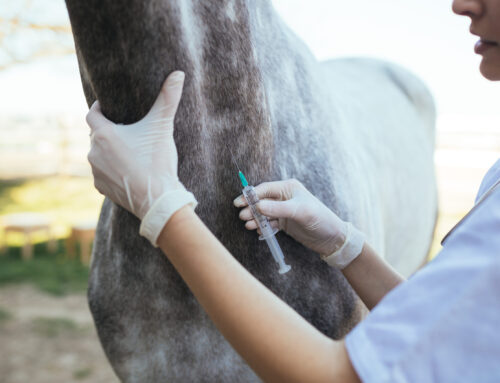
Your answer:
[0,0,499,382]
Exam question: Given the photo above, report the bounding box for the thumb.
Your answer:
[160,71,185,119]
[86,101,114,134]
[257,199,298,220]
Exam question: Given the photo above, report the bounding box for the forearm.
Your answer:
[158,206,359,383]
[342,243,405,310]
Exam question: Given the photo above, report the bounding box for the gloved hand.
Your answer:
[86,71,197,246]
[234,179,365,269]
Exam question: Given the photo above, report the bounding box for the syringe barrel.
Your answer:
[242,186,274,236]
[242,185,291,274]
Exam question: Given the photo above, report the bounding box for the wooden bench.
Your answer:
[0,213,56,260]
[66,221,97,265]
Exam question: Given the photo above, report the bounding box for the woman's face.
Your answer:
[452,0,500,80]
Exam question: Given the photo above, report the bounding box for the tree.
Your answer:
[0,0,74,70]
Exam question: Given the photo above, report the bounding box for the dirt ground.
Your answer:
[0,210,466,383]
[0,285,118,383]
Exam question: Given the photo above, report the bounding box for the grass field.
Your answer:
[0,242,89,295]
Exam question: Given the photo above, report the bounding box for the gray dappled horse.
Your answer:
[65,0,437,381]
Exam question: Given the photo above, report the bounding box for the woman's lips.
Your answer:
[474,39,498,54]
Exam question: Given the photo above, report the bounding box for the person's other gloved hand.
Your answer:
[234,179,365,269]
[86,71,197,246]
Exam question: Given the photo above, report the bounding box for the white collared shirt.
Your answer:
[345,158,500,383]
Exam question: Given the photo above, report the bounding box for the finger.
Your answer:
[256,219,279,233]
[244,218,279,232]
[252,179,296,201]
[240,207,283,230]
[234,181,287,206]
[234,193,286,208]
[162,70,185,117]
[233,194,247,207]
[237,198,282,218]
[239,207,253,221]
[256,199,298,220]
[86,101,113,134]
[269,219,280,232]
[245,220,258,230]
[149,71,185,121]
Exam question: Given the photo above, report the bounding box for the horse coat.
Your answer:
[65,0,437,381]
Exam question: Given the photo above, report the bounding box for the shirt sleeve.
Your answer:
[345,184,500,383]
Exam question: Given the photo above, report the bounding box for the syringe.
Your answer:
[238,171,291,274]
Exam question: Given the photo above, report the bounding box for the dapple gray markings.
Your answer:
[66,0,436,381]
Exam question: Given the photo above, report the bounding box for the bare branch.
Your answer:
[0,47,75,71]
[0,17,72,34]
[0,8,74,71]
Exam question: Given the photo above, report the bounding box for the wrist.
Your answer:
[157,205,198,251]
[322,223,348,257]
[139,187,198,247]
[320,223,365,269]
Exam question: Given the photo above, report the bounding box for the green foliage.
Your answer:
[0,176,102,217]
[0,241,89,296]
[0,306,12,323]
[73,367,93,380]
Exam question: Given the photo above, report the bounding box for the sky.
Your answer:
[272,0,500,121]
[0,0,499,127]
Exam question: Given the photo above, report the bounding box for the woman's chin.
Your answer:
[479,61,500,81]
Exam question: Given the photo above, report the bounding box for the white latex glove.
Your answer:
[234,179,365,269]
[86,71,197,246]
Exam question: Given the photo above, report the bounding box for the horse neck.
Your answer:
[66,0,275,191]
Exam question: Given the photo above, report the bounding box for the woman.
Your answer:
[86,0,500,381]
